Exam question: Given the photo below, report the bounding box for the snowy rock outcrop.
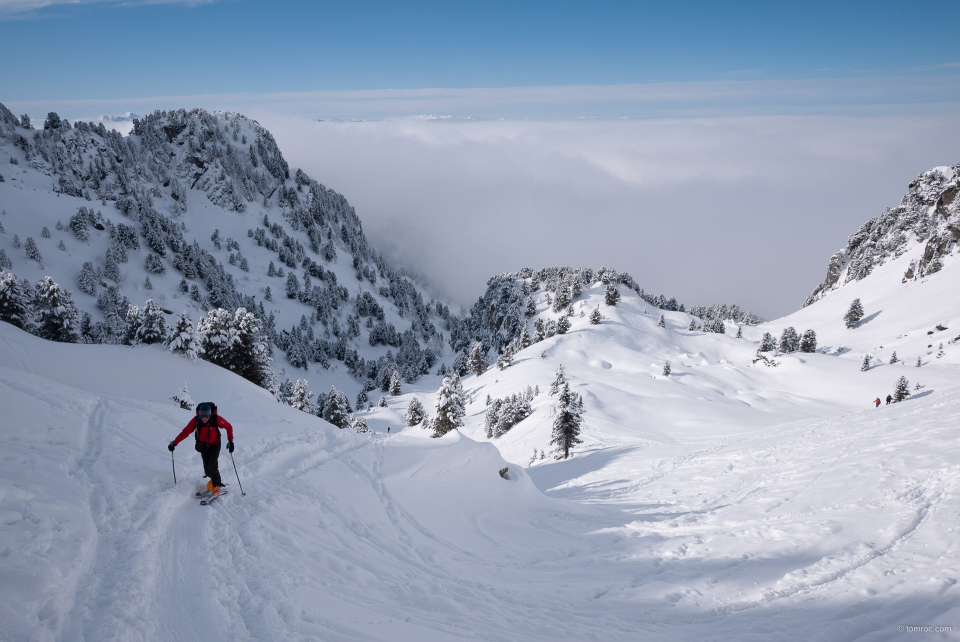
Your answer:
[805,164,960,306]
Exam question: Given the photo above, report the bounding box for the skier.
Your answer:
[885,394,892,405]
[168,403,234,495]
[874,397,881,408]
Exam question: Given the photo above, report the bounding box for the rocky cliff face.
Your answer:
[804,164,960,307]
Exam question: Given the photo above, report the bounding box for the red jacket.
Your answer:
[173,415,234,446]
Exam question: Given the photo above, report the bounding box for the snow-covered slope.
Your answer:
[4,270,960,640]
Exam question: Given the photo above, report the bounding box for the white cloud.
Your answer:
[0,0,216,18]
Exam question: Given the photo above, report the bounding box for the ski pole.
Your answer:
[230,451,245,496]
[171,450,177,485]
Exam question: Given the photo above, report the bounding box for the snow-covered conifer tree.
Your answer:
[525,297,536,317]
[277,379,294,405]
[552,285,571,312]
[916,357,922,367]
[533,318,545,343]
[736,326,743,338]
[285,272,300,299]
[78,262,98,296]
[0,271,32,330]
[688,318,697,331]
[799,329,817,353]
[590,307,602,325]
[861,354,871,371]
[468,341,487,376]
[323,386,351,428]
[378,395,388,408]
[519,323,532,349]
[144,277,152,290]
[889,351,898,364]
[662,360,671,376]
[405,397,426,426]
[485,398,502,438]
[349,416,370,433]
[893,376,911,402]
[289,379,316,413]
[232,308,273,387]
[196,308,237,369]
[759,332,775,352]
[604,282,621,306]
[778,327,799,353]
[356,388,369,410]
[657,314,665,328]
[136,299,167,345]
[549,363,566,396]
[12,234,20,248]
[40,226,50,239]
[844,298,864,328]
[123,305,142,345]
[496,349,513,371]
[24,237,42,266]
[550,382,584,459]
[556,315,571,335]
[167,312,198,359]
[0,249,11,270]
[171,382,194,410]
[144,253,165,274]
[104,247,120,283]
[33,276,79,343]
[268,261,277,277]
[390,370,402,395]
[433,374,466,437]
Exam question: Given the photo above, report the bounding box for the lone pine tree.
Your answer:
[893,376,911,402]
[844,298,864,328]
[550,382,584,460]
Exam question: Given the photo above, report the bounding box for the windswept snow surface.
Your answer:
[3,250,960,640]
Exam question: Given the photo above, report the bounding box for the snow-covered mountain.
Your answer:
[805,163,960,306]
[2,101,960,640]
[0,103,453,411]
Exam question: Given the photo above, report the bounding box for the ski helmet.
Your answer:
[198,403,212,420]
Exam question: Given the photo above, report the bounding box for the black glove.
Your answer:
[168,441,176,452]
[227,440,234,453]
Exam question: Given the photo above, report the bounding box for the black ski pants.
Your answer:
[200,441,222,487]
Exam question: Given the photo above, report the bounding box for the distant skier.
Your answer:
[874,398,881,408]
[885,394,892,405]
[168,403,234,495]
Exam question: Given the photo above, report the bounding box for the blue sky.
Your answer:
[2,0,958,102]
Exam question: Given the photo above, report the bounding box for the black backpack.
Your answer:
[194,402,220,451]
